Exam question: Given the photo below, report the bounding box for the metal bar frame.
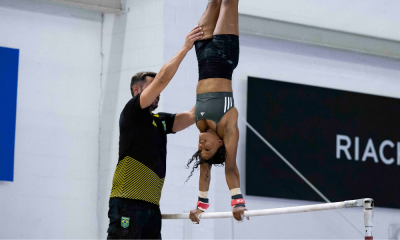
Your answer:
[162,198,374,240]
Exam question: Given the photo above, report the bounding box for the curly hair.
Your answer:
[185,145,226,182]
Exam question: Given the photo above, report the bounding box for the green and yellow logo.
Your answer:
[121,217,130,228]
[162,121,167,132]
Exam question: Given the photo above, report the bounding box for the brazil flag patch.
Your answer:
[121,217,130,228]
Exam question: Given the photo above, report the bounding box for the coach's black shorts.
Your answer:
[107,198,161,239]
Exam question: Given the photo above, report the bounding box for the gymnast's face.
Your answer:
[198,130,223,160]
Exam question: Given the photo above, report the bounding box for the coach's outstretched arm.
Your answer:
[140,26,203,109]
[172,105,196,133]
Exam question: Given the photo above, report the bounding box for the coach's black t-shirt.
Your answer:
[110,93,176,205]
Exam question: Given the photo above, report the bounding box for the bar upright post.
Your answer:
[364,198,374,240]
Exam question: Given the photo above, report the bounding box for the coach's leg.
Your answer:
[198,0,222,39]
[142,207,162,239]
[214,0,239,36]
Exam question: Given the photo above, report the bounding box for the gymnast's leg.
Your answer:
[214,0,239,36]
[198,0,222,39]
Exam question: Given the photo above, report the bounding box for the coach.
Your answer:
[107,26,203,239]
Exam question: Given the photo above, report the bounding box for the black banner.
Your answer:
[246,77,400,208]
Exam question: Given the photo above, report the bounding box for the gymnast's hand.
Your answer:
[189,208,204,224]
[183,26,204,51]
[233,206,250,222]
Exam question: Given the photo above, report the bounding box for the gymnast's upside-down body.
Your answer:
[186,0,249,223]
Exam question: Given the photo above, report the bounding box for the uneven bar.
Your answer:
[162,198,365,219]
[163,198,374,240]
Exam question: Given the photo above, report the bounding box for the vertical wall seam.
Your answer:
[97,12,105,239]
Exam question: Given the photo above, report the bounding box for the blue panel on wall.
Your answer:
[0,47,19,182]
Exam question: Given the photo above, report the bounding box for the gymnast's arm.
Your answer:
[223,124,240,190]
[172,105,195,132]
[199,163,212,194]
[189,163,212,224]
[224,118,249,221]
[139,26,203,109]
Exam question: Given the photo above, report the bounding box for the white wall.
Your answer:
[1,0,399,239]
[0,0,102,238]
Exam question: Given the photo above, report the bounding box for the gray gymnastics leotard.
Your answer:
[195,92,234,132]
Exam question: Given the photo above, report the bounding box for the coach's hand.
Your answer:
[183,26,203,51]
[233,206,249,222]
[189,208,204,224]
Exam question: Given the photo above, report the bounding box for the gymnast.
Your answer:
[186,0,249,223]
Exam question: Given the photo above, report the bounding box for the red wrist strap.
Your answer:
[231,198,245,206]
[197,201,210,211]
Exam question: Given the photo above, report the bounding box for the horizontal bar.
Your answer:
[162,199,365,220]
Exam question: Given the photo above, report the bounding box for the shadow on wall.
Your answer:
[97,6,128,238]
[240,33,400,72]
[389,224,400,240]
[0,0,101,21]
